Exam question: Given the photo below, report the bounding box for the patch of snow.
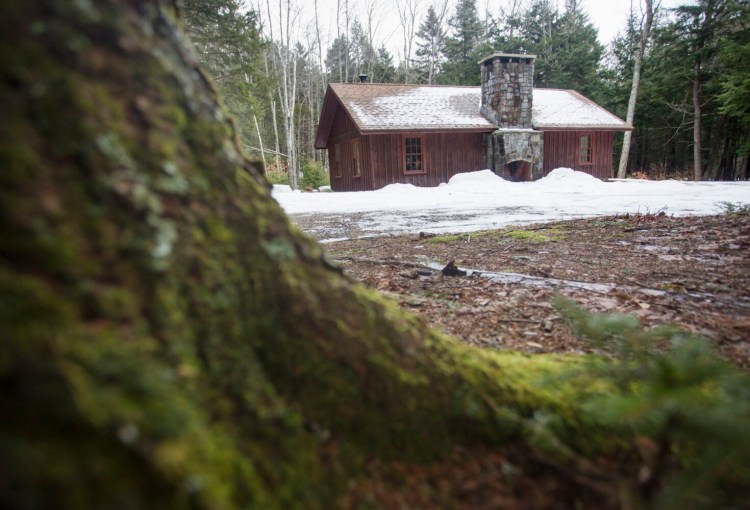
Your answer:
[319,185,332,192]
[272,184,294,193]
[273,169,750,240]
[378,182,423,192]
[535,168,608,189]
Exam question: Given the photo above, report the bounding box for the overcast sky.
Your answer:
[582,0,691,44]
[257,0,696,65]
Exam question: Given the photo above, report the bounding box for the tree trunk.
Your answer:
[693,59,703,180]
[617,0,656,179]
[0,1,649,508]
[254,115,268,169]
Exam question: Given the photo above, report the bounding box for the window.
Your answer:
[334,143,342,178]
[404,136,425,174]
[579,134,593,164]
[352,139,361,178]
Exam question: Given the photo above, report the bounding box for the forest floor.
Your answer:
[297,213,750,371]
[290,212,750,509]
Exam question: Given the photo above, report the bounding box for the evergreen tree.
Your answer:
[519,0,604,99]
[490,4,526,53]
[5,2,750,508]
[717,1,750,160]
[674,0,728,179]
[414,5,448,84]
[325,36,353,82]
[371,45,398,82]
[350,19,376,79]
[441,0,484,85]
[182,0,268,148]
[599,10,640,117]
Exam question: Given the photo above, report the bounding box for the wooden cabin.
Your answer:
[315,54,631,191]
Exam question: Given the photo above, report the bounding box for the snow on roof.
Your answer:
[331,83,494,131]
[329,83,630,132]
[532,89,631,129]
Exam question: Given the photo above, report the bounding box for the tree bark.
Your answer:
[617,0,657,179]
[0,1,630,508]
[693,59,703,180]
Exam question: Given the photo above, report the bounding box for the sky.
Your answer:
[581,0,691,44]
[257,0,696,66]
[273,169,750,241]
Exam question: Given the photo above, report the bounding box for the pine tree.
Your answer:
[325,36,353,82]
[441,0,484,85]
[182,0,268,148]
[371,45,398,82]
[519,0,603,99]
[717,1,750,163]
[414,5,448,84]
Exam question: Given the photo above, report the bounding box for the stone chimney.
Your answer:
[479,53,535,129]
[480,52,543,181]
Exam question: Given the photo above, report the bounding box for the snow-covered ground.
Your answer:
[273,169,750,240]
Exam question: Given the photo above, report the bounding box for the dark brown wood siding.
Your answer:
[541,130,615,179]
[327,107,374,191]
[367,131,487,190]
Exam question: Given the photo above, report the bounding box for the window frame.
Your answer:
[352,138,362,178]
[578,134,593,165]
[402,135,426,175]
[334,143,342,178]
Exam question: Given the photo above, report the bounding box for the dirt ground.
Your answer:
[301,213,750,370]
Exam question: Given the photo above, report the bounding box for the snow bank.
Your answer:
[272,184,294,193]
[273,168,750,238]
[445,169,514,192]
[535,168,608,189]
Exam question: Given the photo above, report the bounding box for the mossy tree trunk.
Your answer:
[1,1,616,508]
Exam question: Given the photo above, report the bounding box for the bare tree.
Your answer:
[617,0,659,179]
[396,0,421,82]
[266,0,304,188]
[363,0,384,79]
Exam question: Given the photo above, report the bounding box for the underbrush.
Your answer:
[719,201,750,216]
[554,297,750,510]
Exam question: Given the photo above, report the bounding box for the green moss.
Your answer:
[504,228,565,243]
[426,233,464,243]
[4,1,724,508]
[426,230,497,244]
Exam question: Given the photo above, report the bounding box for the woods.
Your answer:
[183,0,750,186]
[3,0,750,508]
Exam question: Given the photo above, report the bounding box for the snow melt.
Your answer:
[273,169,750,240]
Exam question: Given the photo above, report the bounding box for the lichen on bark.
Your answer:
[0,1,663,509]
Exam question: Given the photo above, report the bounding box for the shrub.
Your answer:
[265,158,290,186]
[301,159,330,190]
[720,202,750,216]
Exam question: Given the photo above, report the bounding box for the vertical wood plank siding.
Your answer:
[365,131,487,190]
[328,108,374,191]
[541,130,615,179]
[328,110,619,190]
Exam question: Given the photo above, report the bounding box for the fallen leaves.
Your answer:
[324,214,750,370]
